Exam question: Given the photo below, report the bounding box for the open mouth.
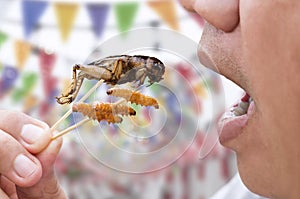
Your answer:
[218,93,255,144]
[231,93,254,117]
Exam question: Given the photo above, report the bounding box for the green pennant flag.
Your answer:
[0,32,8,48]
[114,2,139,33]
[12,72,38,102]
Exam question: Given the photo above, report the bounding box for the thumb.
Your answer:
[16,136,67,199]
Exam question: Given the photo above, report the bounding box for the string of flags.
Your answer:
[0,0,204,122]
[17,0,203,41]
[0,0,204,99]
[0,31,57,108]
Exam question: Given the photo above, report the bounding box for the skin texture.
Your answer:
[0,110,67,199]
[180,0,300,199]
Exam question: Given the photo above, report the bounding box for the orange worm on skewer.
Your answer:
[106,88,159,109]
[72,102,136,124]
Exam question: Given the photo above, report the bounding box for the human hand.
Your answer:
[0,110,66,199]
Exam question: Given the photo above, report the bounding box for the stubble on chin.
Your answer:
[198,23,249,91]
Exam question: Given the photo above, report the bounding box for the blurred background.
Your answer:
[0,0,244,198]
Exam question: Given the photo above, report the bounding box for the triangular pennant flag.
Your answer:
[86,3,109,38]
[0,32,8,48]
[12,72,38,102]
[0,66,18,95]
[14,40,32,70]
[147,0,179,30]
[22,0,48,38]
[39,50,56,72]
[23,94,38,114]
[54,3,79,41]
[39,50,57,98]
[114,2,139,33]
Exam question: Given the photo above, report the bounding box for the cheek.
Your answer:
[239,2,281,113]
[240,0,300,126]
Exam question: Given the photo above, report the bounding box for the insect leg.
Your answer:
[56,64,80,104]
[134,68,147,86]
[111,59,124,80]
[67,71,87,103]
[58,65,78,97]
[56,70,87,104]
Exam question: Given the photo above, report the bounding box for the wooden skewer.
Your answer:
[50,82,141,140]
[51,98,130,140]
[50,80,104,132]
[51,118,91,140]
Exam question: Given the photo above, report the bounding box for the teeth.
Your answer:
[233,106,247,116]
[239,101,250,110]
[222,110,236,121]
[232,99,250,116]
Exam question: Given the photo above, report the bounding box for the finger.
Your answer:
[19,124,52,154]
[17,137,66,199]
[0,110,51,154]
[37,136,63,177]
[0,130,42,187]
[1,175,17,199]
[0,110,48,137]
[0,189,9,199]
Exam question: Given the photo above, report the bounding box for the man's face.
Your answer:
[181,0,300,198]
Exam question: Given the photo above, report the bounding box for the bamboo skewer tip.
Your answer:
[50,80,104,139]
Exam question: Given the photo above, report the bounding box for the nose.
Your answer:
[194,0,240,32]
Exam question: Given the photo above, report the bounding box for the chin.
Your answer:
[237,151,275,198]
[220,110,280,199]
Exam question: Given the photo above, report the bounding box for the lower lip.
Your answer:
[218,101,255,144]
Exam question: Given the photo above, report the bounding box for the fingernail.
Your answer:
[21,124,45,144]
[14,154,38,178]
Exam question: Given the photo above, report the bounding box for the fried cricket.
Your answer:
[56,55,165,105]
[72,102,136,124]
[107,88,159,109]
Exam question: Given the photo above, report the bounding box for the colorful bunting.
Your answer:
[23,94,38,114]
[148,0,179,30]
[39,49,56,72]
[0,66,18,96]
[38,50,58,116]
[14,40,31,70]
[12,72,38,102]
[175,62,196,80]
[114,2,139,33]
[86,3,109,38]
[0,32,8,49]
[22,0,48,38]
[54,3,79,41]
[39,50,57,98]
